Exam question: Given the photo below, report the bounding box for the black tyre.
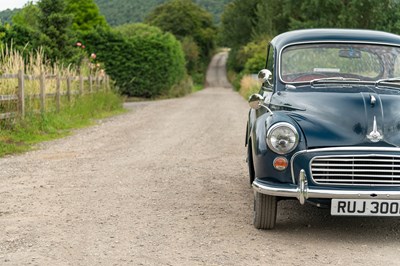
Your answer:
[247,144,255,185]
[253,191,277,229]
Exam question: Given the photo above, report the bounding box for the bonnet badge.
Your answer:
[367,116,383,142]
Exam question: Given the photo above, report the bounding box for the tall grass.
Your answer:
[239,75,261,100]
[0,46,124,157]
[0,45,99,97]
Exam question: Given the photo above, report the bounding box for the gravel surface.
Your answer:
[1,52,400,265]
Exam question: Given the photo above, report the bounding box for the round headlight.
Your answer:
[266,122,299,154]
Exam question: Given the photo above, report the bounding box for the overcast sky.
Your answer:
[0,0,38,11]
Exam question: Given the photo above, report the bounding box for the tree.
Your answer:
[65,0,108,32]
[219,0,260,72]
[253,0,289,39]
[114,22,163,37]
[219,0,259,49]
[220,0,400,74]
[0,9,18,25]
[193,0,232,23]
[37,0,75,63]
[145,0,216,63]
[11,2,40,31]
[3,2,42,53]
[284,0,400,32]
[0,24,41,53]
[93,0,231,26]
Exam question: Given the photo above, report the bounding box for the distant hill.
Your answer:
[0,0,232,26]
[0,9,17,24]
[95,0,232,25]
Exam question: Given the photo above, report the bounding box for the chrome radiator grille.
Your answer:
[310,155,400,186]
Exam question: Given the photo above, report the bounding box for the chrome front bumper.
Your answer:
[253,170,400,205]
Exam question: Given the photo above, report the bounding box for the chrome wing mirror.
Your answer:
[258,69,272,86]
[248,94,273,114]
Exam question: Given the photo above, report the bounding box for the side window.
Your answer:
[266,44,275,85]
[394,55,400,77]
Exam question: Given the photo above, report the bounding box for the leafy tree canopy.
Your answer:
[0,9,17,24]
[220,0,400,73]
[65,0,108,32]
[114,23,163,38]
[219,0,259,49]
[145,0,216,61]
[94,0,231,25]
[284,0,400,32]
[11,2,40,31]
[37,0,76,63]
[0,23,41,53]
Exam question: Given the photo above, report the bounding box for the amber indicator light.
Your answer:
[273,157,288,171]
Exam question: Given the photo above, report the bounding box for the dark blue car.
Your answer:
[246,29,400,229]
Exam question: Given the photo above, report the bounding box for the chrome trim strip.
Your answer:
[253,180,400,200]
[313,169,400,173]
[312,180,400,185]
[313,174,400,178]
[313,179,400,183]
[303,147,400,152]
[277,41,400,85]
[313,163,400,167]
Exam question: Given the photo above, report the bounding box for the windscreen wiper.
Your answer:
[375,77,400,88]
[310,77,361,86]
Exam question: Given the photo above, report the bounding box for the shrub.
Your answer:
[181,36,200,73]
[83,25,186,98]
[227,36,271,74]
[145,0,216,62]
[244,53,265,74]
[166,76,193,98]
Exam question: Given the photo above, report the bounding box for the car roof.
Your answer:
[270,29,400,50]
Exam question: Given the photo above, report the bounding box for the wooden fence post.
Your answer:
[96,75,100,91]
[89,75,93,93]
[107,75,111,92]
[67,76,71,102]
[40,73,46,113]
[18,69,25,118]
[56,73,61,112]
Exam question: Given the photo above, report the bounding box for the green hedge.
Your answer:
[83,25,186,98]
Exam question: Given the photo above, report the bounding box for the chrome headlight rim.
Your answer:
[266,122,299,155]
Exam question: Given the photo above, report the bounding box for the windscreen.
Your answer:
[281,43,400,83]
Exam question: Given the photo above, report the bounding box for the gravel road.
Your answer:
[1,52,400,265]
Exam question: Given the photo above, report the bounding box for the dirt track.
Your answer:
[1,52,400,265]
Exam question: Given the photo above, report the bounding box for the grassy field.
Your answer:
[0,91,125,157]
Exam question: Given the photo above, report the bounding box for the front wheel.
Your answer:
[253,191,277,229]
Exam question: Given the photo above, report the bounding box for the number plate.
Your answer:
[331,199,400,216]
